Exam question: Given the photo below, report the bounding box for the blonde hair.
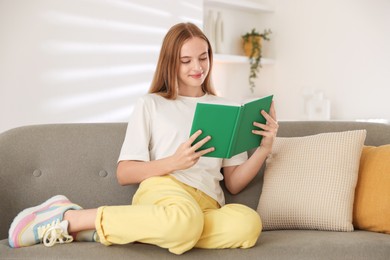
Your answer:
[148,22,216,99]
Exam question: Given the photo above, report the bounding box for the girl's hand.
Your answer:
[252,101,278,153]
[170,130,214,171]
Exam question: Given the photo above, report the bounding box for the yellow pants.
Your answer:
[95,176,262,255]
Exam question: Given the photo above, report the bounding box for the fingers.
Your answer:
[192,134,212,152]
[188,129,215,154]
[253,120,278,131]
[261,111,277,127]
[253,102,278,136]
[269,101,277,121]
[173,130,214,170]
[196,147,215,157]
[188,129,203,144]
[252,128,277,137]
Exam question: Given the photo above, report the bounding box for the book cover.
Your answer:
[190,94,273,158]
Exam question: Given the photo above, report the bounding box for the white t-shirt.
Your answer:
[118,93,248,206]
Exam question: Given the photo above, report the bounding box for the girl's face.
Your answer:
[177,37,209,95]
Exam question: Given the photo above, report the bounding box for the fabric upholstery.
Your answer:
[1,121,390,259]
[1,230,390,260]
[353,144,390,234]
[257,130,366,231]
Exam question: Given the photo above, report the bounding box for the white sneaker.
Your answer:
[8,195,82,248]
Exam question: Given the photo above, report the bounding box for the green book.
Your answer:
[190,95,273,158]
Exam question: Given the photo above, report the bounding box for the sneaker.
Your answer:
[8,195,82,248]
[41,219,73,247]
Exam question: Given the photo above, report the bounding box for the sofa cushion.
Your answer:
[257,130,366,231]
[2,230,390,260]
[353,144,390,234]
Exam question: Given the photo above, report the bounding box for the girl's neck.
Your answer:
[178,87,204,97]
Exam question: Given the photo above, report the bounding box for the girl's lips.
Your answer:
[190,73,203,79]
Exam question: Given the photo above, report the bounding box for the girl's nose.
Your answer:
[193,60,202,70]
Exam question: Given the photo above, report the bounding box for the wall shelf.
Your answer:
[214,54,275,65]
[204,0,273,13]
[204,1,275,65]
[204,0,275,100]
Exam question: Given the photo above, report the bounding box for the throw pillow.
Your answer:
[353,144,390,234]
[257,130,366,231]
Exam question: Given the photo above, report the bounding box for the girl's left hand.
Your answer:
[252,101,278,153]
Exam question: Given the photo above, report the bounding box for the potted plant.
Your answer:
[242,28,272,93]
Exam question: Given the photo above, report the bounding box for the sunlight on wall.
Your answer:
[46,83,148,110]
[29,0,203,124]
[42,42,161,53]
[43,64,156,81]
[94,0,173,17]
[177,1,203,24]
[43,11,169,34]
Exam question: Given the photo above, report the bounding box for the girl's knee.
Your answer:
[165,207,203,240]
[164,205,204,254]
[224,204,262,247]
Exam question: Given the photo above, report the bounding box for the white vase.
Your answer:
[215,12,224,54]
[306,91,331,120]
[204,10,216,51]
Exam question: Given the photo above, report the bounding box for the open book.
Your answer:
[190,95,273,158]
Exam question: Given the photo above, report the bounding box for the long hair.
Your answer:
[148,22,216,99]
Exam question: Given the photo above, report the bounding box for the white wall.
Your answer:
[272,0,390,121]
[0,0,202,133]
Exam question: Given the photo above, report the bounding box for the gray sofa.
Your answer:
[1,121,390,259]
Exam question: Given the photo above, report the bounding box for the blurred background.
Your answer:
[1,0,389,133]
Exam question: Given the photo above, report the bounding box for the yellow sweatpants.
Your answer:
[95,176,262,255]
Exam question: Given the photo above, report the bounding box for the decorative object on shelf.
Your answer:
[204,10,216,51]
[302,88,331,120]
[242,28,272,93]
[215,11,224,54]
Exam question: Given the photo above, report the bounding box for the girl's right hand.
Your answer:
[170,130,214,171]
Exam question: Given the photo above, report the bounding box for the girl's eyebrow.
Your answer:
[180,52,208,59]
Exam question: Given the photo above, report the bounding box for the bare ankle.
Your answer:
[63,208,97,233]
[63,209,74,222]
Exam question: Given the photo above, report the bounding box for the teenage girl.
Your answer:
[9,22,278,255]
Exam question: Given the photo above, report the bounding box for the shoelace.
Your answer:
[37,220,74,247]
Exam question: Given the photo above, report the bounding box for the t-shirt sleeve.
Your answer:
[118,97,151,163]
[221,151,248,167]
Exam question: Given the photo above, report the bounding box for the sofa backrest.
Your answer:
[1,121,389,239]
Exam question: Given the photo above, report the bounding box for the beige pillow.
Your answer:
[257,130,366,231]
